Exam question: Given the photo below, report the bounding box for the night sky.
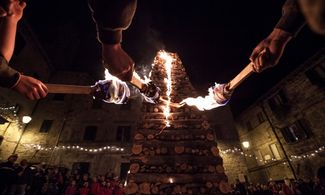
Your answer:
[24,0,325,116]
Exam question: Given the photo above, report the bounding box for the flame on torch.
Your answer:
[158,51,174,127]
[103,69,130,104]
[179,83,229,111]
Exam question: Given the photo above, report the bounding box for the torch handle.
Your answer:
[46,84,93,94]
[130,73,144,90]
[228,62,254,91]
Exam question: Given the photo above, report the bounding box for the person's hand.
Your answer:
[102,43,134,81]
[250,28,292,73]
[4,0,26,22]
[12,75,48,100]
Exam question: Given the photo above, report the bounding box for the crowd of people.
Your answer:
[230,166,325,195]
[0,154,125,195]
[1,154,325,195]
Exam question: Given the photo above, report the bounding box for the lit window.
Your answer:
[280,120,309,144]
[270,143,281,160]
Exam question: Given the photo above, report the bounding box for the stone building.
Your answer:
[235,48,325,183]
[0,21,248,183]
[1,70,143,178]
[0,21,51,161]
[205,107,248,184]
[0,21,143,178]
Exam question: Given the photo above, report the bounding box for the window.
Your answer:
[39,120,53,133]
[246,121,253,131]
[270,143,281,160]
[305,63,325,86]
[280,120,309,144]
[268,90,288,111]
[254,150,264,165]
[257,112,265,124]
[53,94,65,101]
[92,99,102,109]
[119,163,130,181]
[83,126,97,141]
[116,126,131,142]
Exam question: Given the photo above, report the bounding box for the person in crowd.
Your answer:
[0,154,18,194]
[64,180,77,195]
[314,166,325,195]
[8,159,31,195]
[90,176,100,195]
[79,181,90,195]
[234,179,247,195]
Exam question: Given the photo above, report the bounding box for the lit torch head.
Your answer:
[180,82,233,111]
[139,81,161,104]
[91,70,130,104]
[213,83,233,104]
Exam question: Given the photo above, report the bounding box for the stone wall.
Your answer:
[235,48,325,182]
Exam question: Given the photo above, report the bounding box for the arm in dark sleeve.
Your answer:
[88,0,137,44]
[275,0,306,36]
[0,55,20,88]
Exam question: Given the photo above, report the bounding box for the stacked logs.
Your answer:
[126,52,231,195]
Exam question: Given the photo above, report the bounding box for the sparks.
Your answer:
[158,51,174,127]
[180,83,229,111]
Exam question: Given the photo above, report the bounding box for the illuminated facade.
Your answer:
[235,48,325,183]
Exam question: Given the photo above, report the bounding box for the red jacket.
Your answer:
[65,186,77,195]
[79,187,90,195]
[98,186,112,195]
[91,182,100,195]
[114,187,124,195]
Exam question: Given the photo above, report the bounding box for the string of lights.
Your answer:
[0,105,18,121]
[24,143,125,153]
[24,143,324,162]
[219,146,324,164]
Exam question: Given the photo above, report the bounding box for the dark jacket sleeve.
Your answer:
[88,0,137,44]
[0,55,20,88]
[275,0,305,36]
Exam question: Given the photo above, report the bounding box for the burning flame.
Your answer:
[180,83,228,111]
[159,51,174,127]
[102,69,130,104]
